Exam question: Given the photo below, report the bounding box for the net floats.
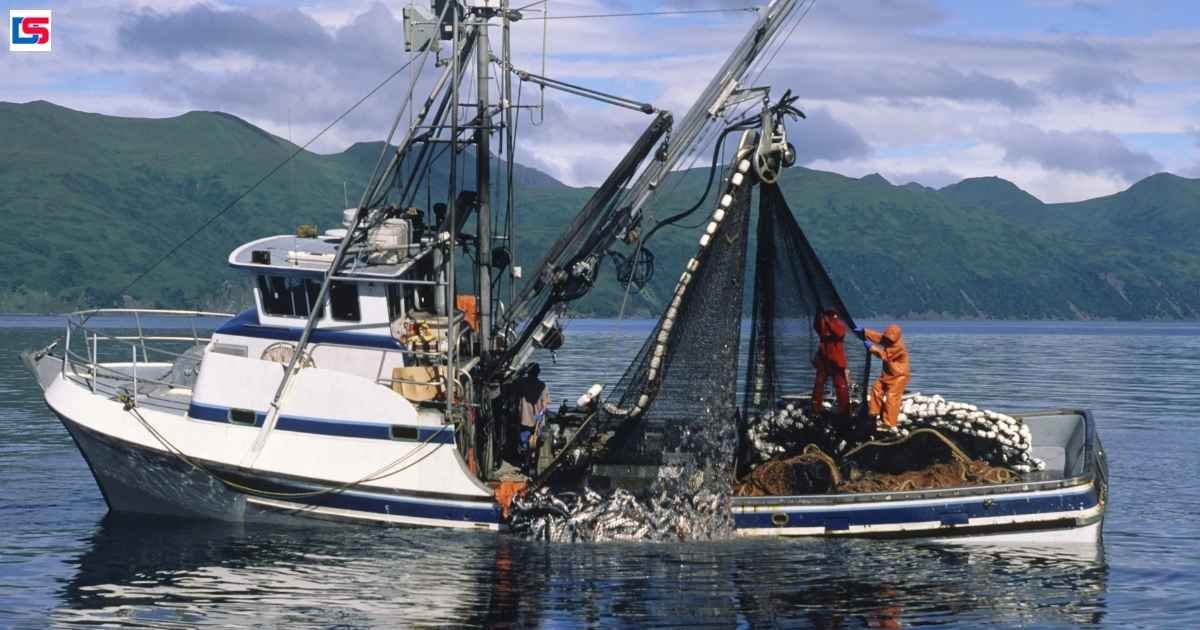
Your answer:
[745,392,1045,472]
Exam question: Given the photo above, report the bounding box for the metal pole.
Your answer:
[502,0,516,309]
[243,0,454,462]
[131,345,138,400]
[475,13,493,361]
[445,5,461,424]
[63,322,71,377]
[134,311,148,365]
[90,333,97,393]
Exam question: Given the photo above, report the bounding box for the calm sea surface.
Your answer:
[1,317,1198,627]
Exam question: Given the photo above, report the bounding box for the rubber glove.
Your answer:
[853,326,865,336]
[863,339,873,351]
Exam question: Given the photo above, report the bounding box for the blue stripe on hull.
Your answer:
[57,412,497,526]
[187,402,455,444]
[255,480,501,524]
[733,486,1099,531]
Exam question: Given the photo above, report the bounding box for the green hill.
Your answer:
[0,101,574,312]
[1,100,1197,319]
[939,176,1046,221]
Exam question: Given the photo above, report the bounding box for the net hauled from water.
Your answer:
[744,182,870,417]
[598,159,753,469]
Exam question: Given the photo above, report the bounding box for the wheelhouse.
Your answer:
[216,210,480,409]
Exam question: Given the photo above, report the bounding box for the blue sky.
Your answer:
[4,0,1198,201]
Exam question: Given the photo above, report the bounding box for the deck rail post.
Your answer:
[63,321,71,378]
[90,333,98,393]
[131,345,138,401]
[134,311,148,365]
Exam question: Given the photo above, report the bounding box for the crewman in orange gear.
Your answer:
[861,324,910,428]
[811,309,850,415]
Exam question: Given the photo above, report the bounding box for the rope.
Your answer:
[88,56,421,325]
[841,427,973,463]
[119,395,451,500]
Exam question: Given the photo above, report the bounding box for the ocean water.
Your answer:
[1,318,1198,627]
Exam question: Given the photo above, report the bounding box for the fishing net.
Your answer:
[508,160,757,542]
[735,429,1018,496]
[597,167,752,469]
[743,182,871,416]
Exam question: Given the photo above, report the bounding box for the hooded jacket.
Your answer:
[813,311,848,369]
[865,324,910,379]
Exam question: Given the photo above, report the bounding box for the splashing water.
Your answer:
[510,406,740,543]
[508,470,732,543]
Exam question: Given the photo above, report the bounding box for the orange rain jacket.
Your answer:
[812,310,850,414]
[814,311,848,369]
[864,325,910,380]
[865,324,911,427]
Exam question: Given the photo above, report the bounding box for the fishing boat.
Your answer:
[23,0,809,531]
[24,0,1107,542]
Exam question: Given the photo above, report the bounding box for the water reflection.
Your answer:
[56,515,1107,627]
[15,320,1189,626]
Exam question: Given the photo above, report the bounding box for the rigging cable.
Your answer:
[613,0,818,300]
[535,7,758,20]
[612,120,753,319]
[748,0,817,88]
[89,55,421,323]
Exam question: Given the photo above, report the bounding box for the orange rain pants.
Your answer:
[865,325,911,427]
[812,311,850,415]
[812,358,850,415]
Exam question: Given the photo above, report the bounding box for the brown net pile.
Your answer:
[735,445,840,496]
[734,428,1016,496]
[837,460,1015,494]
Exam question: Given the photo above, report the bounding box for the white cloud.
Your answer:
[3,1,1198,201]
[983,123,1161,181]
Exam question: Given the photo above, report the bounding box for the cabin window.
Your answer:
[390,425,419,441]
[228,408,258,426]
[329,282,361,322]
[257,275,323,318]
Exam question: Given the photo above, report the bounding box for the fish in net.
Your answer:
[510,153,759,541]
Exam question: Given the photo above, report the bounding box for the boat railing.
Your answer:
[61,309,234,404]
[373,359,478,411]
[372,317,479,410]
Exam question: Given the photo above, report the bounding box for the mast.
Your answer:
[475,6,493,360]
[502,0,516,308]
[445,3,461,421]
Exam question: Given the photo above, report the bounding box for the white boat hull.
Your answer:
[35,351,502,530]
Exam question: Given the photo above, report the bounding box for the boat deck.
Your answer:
[64,361,191,415]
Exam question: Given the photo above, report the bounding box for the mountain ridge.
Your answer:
[1,100,1198,319]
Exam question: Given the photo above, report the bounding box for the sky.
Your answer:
[4,0,1199,202]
